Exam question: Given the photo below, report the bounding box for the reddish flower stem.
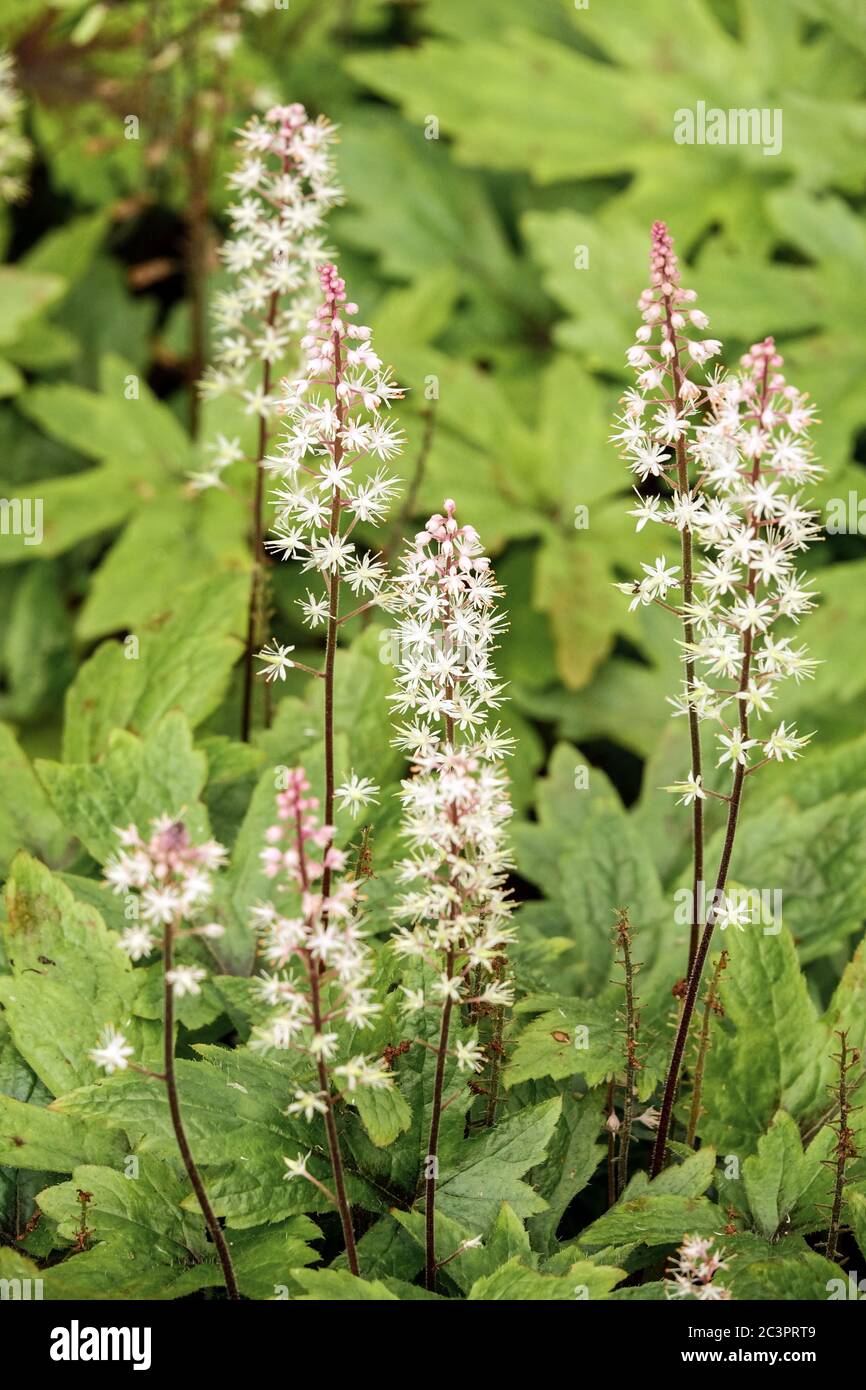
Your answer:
[661,295,703,979]
[240,150,290,742]
[293,776,359,1274]
[651,360,770,1177]
[163,917,240,1299]
[424,690,459,1292]
[425,954,455,1293]
[320,324,346,919]
[307,959,360,1276]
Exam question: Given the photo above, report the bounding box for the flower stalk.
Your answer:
[305,948,360,1274]
[613,908,641,1198]
[256,260,403,936]
[191,103,342,740]
[250,768,396,1275]
[163,912,239,1299]
[388,500,516,1291]
[685,947,728,1148]
[91,817,238,1297]
[614,223,823,1179]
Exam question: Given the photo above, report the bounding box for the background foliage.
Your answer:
[1,0,865,1301]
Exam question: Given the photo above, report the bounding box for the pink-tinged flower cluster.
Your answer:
[612,222,720,497]
[665,1234,731,1301]
[193,102,342,489]
[613,222,822,805]
[103,815,227,964]
[389,501,516,1044]
[256,264,403,672]
[260,767,352,906]
[249,768,392,1098]
[91,818,227,1075]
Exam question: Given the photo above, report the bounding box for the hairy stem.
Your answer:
[163,918,239,1299]
[825,1031,859,1264]
[423,620,467,1285]
[482,958,506,1130]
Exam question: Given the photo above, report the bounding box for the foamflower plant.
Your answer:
[192,102,342,740]
[256,260,403,909]
[91,817,238,1299]
[248,767,393,1277]
[613,222,823,1178]
[197,102,341,453]
[389,499,516,1291]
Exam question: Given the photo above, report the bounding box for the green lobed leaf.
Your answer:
[741,1111,834,1239]
[38,712,209,865]
[0,723,70,875]
[699,925,828,1153]
[0,854,161,1097]
[434,1096,562,1228]
[467,1255,623,1301]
